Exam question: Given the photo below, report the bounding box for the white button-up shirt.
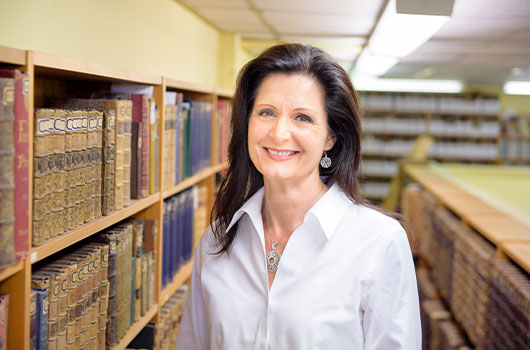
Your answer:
[176,184,421,349]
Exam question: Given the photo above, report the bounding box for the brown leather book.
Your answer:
[0,77,15,266]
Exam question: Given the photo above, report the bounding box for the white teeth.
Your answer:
[267,148,295,156]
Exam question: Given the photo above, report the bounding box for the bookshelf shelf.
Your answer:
[214,88,234,99]
[166,77,214,94]
[111,304,159,350]
[0,260,24,283]
[0,45,26,65]
[0,44,233,349]
[501,242,530,274]
[30,193,160,263]
[160,260,193,306]
[163,163,227,199]
[32,51,162,85]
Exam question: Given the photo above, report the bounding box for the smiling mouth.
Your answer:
[265,148,298,156]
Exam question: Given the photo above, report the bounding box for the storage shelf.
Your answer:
[501,242,530,274]
[160,260,193,306]
[163,163,227,199]
[111,304,158,350]
[32,51,162,85]
[214,88,234,99]
[0,260,24,283]
[166,77,214,94]
[30,193,160,264]
[0,45,26,65]
[431,134,499,141]
[430,156,498,162]
[363,132,424,138]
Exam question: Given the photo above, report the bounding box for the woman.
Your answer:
[176,44,421,349]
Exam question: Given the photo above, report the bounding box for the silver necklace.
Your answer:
[265,185,326,272]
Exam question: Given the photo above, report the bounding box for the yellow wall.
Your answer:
[0,0,221,87]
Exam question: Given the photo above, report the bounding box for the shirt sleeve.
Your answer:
[175,240,210,350]
[362,229,422,350]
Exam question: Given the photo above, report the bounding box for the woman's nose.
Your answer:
[269,115,290,142]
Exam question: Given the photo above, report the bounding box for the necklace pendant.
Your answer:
[266,250,281,272]
[271,243,277,250]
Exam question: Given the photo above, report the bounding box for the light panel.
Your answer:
[353,76,463,93]
[503,81,530,95]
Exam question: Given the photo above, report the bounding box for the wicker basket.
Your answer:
[432,206,461,302]
[421,190,438,267]
[450,225,495,347]
[483,259,530,350]
[417,267,438,301]
[421,299,452,350]
[439,320,469,350]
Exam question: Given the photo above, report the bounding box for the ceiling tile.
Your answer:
[435,18,530,39]
[253,0,384,15]
[263,11,375,36]
[180,0,248,9]
[451,0,530,17]
[194,7,270,33]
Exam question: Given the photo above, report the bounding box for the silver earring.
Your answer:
[320,151,331,168]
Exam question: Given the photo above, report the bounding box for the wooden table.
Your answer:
[402,162,530,272]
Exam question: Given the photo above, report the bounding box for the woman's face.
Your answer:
[248,73,335,185]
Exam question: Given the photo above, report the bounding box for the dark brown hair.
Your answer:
[211,43,374,254]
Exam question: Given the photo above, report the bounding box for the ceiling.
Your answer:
[178,0,530,87]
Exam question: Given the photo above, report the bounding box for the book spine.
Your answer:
[94,111,103,218]
[30,290,37,350]
[33,109,54,247]
[0,294,9,350]
[86,111,98,222]
[63,110,74,232]
[122,101,132,207]
[106,101,124,211]
[163,105,170,191]
[52,110,66,238]
[34,288,49,350]
[13,71,30,258]
[130,121,140,199]
[140,95,149,197]
[133,220,143,320]
[80,111,89,225]
[102,109,116,215]
[148,100,157,194]
[0,77,15,266]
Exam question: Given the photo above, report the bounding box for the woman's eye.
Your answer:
[296,114,313,123]
[258,109,275,117]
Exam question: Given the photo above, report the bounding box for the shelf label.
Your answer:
[30,251,37,263]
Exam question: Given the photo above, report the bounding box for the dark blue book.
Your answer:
[186,189,195,261]
[34,288,48,350]
[170,198,178,278]
[131,256,135,325]
[177,192,185,269]
[162,201,170,287]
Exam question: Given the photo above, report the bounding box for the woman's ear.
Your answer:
[324,132,337,151]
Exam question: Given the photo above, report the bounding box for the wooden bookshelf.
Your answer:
[0,260,24,283]
[0,44,231,349]
[0,45,26,65]
[30,194,160,264]
[160,260,193,306]
[163,163,227,199]
[111,304,158,350]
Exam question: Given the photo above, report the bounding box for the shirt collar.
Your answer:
[226,183,352,240]
[307,183,352,240]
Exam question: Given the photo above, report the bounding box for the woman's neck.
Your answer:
[262,176,327,237]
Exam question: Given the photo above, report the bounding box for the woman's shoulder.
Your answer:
[345,202,406,241]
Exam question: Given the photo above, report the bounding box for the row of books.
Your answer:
[31,90,159,247]
[360,93,500,115]
[163,92,213,190]
[363,116,500,138]
[162,189,194,288]
[361,182,390,199]
[215,99,231,165]
[30,218,157,350]
[0,69,30,267]
[125,285,188,350]
[361,160,399,178]
[0,295,7,350]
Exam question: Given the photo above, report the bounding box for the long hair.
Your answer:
[211,43,370,254]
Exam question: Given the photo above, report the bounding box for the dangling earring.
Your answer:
[320,151,331,168]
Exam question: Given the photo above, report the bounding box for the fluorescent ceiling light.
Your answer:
[353,76,463,93]
[355,51,399,77]
[369,0,450,57]
[503,81,530,95]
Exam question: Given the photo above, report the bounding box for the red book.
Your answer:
[0,69,29,258]
[130,94,149,198]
